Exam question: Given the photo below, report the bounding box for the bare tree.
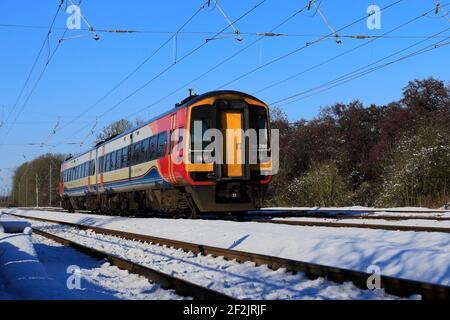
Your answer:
[95,118,144,144]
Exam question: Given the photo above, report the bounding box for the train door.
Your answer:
[92,150,97,193]
[220,109,244,178]
[169,113,177,183]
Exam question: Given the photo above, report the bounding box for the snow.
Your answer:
[261,206,450,217]
[0,216,184,300]
[0,231,72,299]
[2,208,450,289]
[31,234,185,300]
[271,217,450,228]
[21,220,409,300]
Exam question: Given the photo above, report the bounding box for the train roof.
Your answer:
[63,90,266,164]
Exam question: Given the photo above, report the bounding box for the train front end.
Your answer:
[183,91,274,213]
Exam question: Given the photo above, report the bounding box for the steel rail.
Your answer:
[31,227,234,300]
[8,207,450,232]
[251,219,450,234]
[15,207,450,221]
[253,211,450,221]
[6,211,450,300]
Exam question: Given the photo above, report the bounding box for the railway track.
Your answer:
[9,207,450,233]
[251,218,450,233]
[5,211,450,300]
[32,228,234,300]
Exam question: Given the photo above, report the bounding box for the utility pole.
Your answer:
[35,173,39,208]
[49,164,52,207]
[25,178,28,207]
[18,182,21,207]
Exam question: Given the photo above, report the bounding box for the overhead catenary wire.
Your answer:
[274,40,450,107]
[0,0,64,140]
[122,0,404,123]
[214,0,404,90]
[123,3,312,120]
[253,4,445,95]
[54,0,268,147]
[49,1,209,141]
[2,22,449,40]
[0,0,86,147]
[270,28,450,107]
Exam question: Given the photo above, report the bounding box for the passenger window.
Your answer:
[142,139,149,162]
[133,142,141,165]
[157,132,167,158]
[122,147,128,167]
[105,154,111,172]
[149,136,157,160]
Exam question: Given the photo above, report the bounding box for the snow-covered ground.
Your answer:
[270,217,450,228]
[0,216,184,300]
[16,219,411,300]
[31,234,184,300]
[3,208,450,288]
[261,206,450,217]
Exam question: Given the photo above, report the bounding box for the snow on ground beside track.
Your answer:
[262,207,450,218]
[25,220,409,300]
[271,217,450,228]
[31,234,184,300]
[3,209,450,287]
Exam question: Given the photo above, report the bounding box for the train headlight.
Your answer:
[194,154,203,164]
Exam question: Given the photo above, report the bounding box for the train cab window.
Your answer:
[157,132,168,158]
[249,105,270,162]
[249,106,269,144]
[190,106,211,151]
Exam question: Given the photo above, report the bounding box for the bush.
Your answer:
[285,161,351,207]
[376,128,450,207]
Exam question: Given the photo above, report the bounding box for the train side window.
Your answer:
[157,132,168,158]
[149,135,157,160]
[115,150,121,169]
[141,138,149,162]
[112,152,117,171]
[127,146,132,166]
[83,163,86,177]
[105,154,111,172]
[91,160,95,175]
[98,157,103,174]
[121,147,128,167]
[133,142,141,165]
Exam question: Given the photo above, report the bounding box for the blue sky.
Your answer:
[0,0,449,190]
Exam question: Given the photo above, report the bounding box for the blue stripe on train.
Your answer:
[64,167,169,195]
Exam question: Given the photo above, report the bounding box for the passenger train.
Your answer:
[59,90,273,217]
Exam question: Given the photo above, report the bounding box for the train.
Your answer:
[59,90,273,217]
